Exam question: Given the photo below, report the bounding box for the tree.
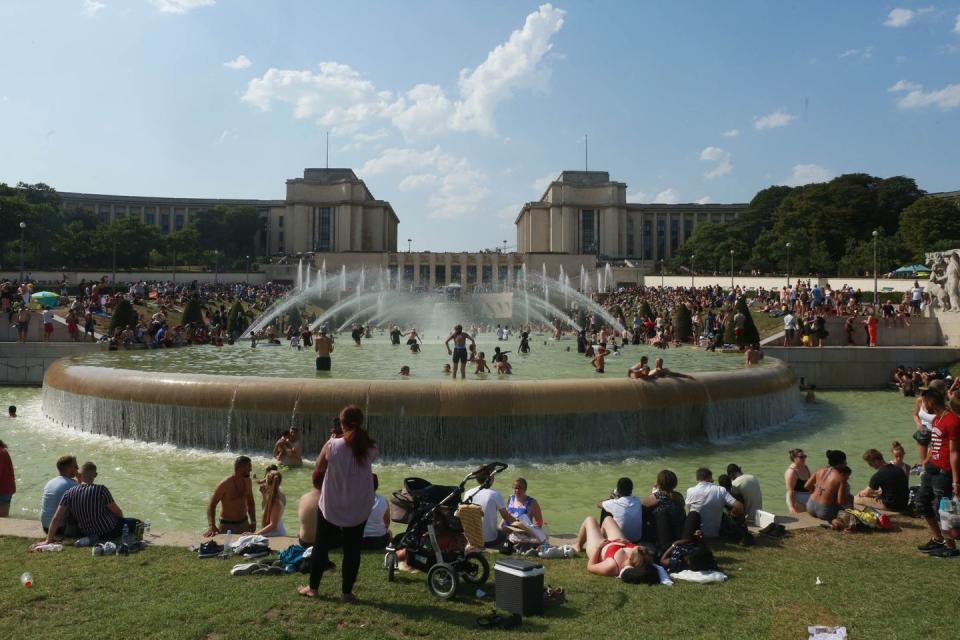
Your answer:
[723,297,760,347]
[898,197,960,256]
[673,304,692,343]
[182,295,205,326]
[109,299,137,333]
[669,222,749,273]
[639,301,654,320]
[733,185,793,240]
[167,225,200,265]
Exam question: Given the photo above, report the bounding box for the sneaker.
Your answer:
[230,562,259,576]
[928,547,959,558]
[74,536,98,548]
[101,542,118,555]
[918,538,947,553]
[92,544,105,557]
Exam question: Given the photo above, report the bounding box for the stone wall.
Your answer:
[763,346,960,389]
[0,343,101,385]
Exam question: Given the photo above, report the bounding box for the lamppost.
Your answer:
[729,249,735,291]
[407,238,412,253]
[503,239,508,253]
[660,258,664,289]
[246,255,251,285]
[872,230,879,304]
[112,239,117,286]
[214,250,220,285]
[691,254,696,288]
[785,242,791,286]
[18,221,26,282]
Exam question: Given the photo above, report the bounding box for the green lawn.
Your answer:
[1,521,950,640]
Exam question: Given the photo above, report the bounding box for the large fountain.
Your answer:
[41,260,800,460]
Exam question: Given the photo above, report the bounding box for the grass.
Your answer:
[1,521,950,640]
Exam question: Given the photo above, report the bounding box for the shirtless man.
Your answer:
[628,355,651,379]
[651,357,692,379]
[495,355,512,375]
[445,324,476,380]
[592,344,610,374]
[273,427,303,467]
[203,456,257,537]
[15,306,30,343]
[315,328,334,372]
[744,344,761,367]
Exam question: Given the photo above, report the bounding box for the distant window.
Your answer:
[114,205,127,218]
[684,218,694,242]
[403,265,414,283]
[99,205,111,223]
[498,265,508,283]
[643,221,653,260]
[451,265,462,282]
[145,212,156,225]
[627,217,635,257]
[435,265,446,285]
[657,220,666,259]
[160,212,170,233]
[467,265,477,283]
[419,265,430,283]
[581,209,596,253]
[317,207,331,251]
[278,215,284,228]
[175,214,185,230]
[670,219,679,251]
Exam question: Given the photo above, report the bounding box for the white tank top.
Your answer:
[918,406,936,430]
[363,494,388,538]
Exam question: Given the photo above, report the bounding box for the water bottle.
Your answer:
[143,520,151,535]
[223,529,233,555]
[121,523,129,547]
[21,572,33,587]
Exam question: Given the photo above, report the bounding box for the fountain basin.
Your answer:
[41,358,799,459]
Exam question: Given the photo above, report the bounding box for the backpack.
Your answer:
[278,544,309,573]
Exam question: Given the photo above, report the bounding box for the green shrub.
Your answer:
[673,304,693,343]
[181,295,205,326]
[109,299,137,333]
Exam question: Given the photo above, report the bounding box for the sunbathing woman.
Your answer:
[572,516,656,583]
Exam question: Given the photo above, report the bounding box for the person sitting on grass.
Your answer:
[35,461,138,547]
[599,477,643,544]
[684,467,745,540]
[361,474,391,550]
[39,455,78,535]
[463,470,516,548]
[642,470,686,550]
[572,515,658,584]
[659,519,717,573]
[804,450,849,523]
[854,448,909,512]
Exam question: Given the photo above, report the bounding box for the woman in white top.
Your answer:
[361,474,391,549]
[256,471,287,537]
[913,382,941,462]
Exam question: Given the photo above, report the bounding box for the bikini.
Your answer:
[806,468,839,521]
[600,541,636,572]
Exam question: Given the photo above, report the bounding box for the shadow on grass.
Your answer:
[371,600,553,633]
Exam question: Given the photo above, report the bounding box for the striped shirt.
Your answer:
[59,484,120,538]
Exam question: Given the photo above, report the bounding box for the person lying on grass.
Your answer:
[572,515,658,584]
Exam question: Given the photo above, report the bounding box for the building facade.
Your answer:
[515,171,745,265]
[59,168,398,257]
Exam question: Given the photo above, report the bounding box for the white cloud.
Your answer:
[240,4,566,139]
[695,196,712,204]
[223,55,252,70]
[783,164,834,187]
[884,8,915,27]
[216,128,238,144]
[721,129,739,138]
[955,13,960,33]
[532,172,557,193]
[360,146,490,219]
[627,190,648,202]
[699,146,732,179]
[839,46,873,61]
[754,109,796,131]
[653,188,679,204]
[82,0,106,17]
[891,81,960,110]
[888,79,922,92]
[151,0,215,14]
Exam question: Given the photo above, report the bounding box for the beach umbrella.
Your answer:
[30,291,59,307]
[893,264,931,278]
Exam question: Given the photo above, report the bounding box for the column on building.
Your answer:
[428,253,436,289]
[396,253,405,289]
[444,254,453,288]
[489,252,499,292]
[412,253,421,288]
[459,254,468,287]
[506,254,515,288]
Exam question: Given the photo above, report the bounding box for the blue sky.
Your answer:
[1,1,958,251]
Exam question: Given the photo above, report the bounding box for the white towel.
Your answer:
[669,569,727,583]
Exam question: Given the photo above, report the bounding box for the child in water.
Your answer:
[592,344,610,374]
[495,355,512,375]
[475,351,491,374]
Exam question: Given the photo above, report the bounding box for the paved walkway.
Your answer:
[1,512,825,549]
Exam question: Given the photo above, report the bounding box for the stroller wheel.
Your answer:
[459,551,490,586]
[384,551,397,582]
[427,563,458,599]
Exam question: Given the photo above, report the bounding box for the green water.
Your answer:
[1,386,917,537]
[73,333,753,380]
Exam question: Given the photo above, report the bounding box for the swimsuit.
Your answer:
[452,344,468,365]
[600,541,636,572]
[807,468,839,521]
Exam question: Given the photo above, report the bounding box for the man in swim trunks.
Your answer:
[390,325,402,345]
[445,324,476,380]
[315,328,334,372]
[203,456,256,537]
[592,343,609,374]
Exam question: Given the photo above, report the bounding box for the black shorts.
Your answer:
[452,349,468,365]
[917,464,953,518]
[316,356,331,371]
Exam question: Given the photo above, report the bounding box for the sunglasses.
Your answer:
[797,454,807,459]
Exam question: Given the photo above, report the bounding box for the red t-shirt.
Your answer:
[929,411,960,473]
[0,447,15,495]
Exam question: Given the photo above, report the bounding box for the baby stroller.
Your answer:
[384,462,507,599]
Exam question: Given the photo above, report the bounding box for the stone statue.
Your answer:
[928,255,951,311]
[946,251,960,313]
